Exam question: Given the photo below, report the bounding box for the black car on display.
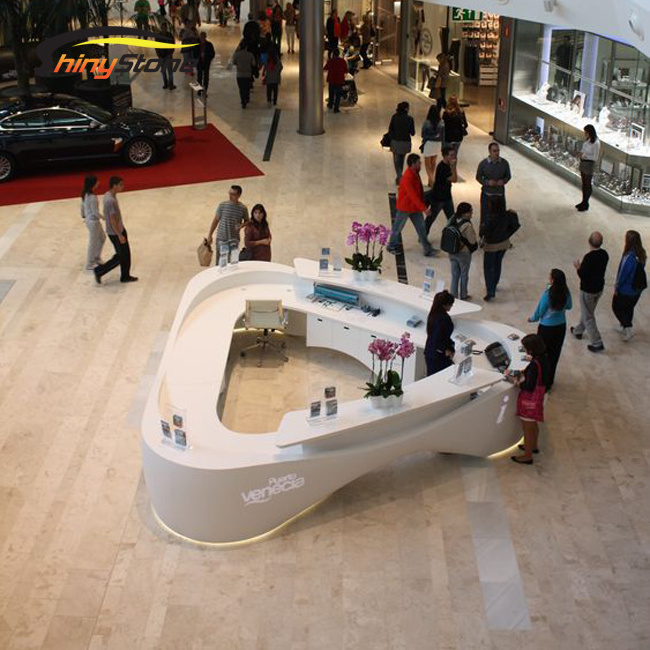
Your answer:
[0,93,175,181]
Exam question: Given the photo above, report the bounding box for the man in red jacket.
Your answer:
[387,154,436,257]
[323,48,348,113]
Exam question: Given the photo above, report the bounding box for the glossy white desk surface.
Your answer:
[294,257,481,318]
[277,367,504,448]
[145,261,526,469]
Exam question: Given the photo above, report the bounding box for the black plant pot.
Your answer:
[0,83,48,98]
[74,78,115,110]
[35,70,83,94]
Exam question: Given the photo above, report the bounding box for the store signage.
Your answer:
[451,7,483,21]
[35,26,195,80]
[241,473,306,506]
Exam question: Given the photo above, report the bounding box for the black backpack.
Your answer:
[440,218,476,254]
[633,259,647,293]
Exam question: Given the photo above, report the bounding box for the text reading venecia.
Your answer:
[241,474,306,506]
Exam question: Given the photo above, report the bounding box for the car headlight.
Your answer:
[153,127,172,137]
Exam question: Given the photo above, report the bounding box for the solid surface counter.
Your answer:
[141,259,525,543]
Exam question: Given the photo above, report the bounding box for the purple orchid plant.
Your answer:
[345,221,390,272]
[364,332,415,398]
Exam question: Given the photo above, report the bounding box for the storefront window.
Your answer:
[508,20,650,214]
[405,4,501,133]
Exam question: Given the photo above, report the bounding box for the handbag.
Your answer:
[516,359,545,422]
[380,132,391,148]
[239,247,253,261]
[197,237,213,266]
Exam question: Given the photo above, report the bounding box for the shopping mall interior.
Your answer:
[0,0,649,648]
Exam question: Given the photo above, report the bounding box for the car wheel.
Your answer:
[0,152,16,182]
[125,138,156,166]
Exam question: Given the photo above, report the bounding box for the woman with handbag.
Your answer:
[420,104,443,187]
[442,95,468,154]
[243,204,272,261]
[576,124,600,212]
[528,268,572,391]
[80,175,106,270]
[388,101,415,185]
[507,334,549,465]
[481,197,518,301]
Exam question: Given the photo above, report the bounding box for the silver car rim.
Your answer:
[128,140,153,165]
[0,155,12,180]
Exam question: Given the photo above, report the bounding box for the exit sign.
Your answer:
[451,7,483,21]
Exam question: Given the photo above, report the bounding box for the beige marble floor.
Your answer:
[1,17,650,650]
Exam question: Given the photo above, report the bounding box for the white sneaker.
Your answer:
[623,327,635,341]
[614,324,625,334]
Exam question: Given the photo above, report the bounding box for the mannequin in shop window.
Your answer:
[554,35,573,88]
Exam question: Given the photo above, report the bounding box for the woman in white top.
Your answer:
[80,175,106,270]
[576,124,600,212]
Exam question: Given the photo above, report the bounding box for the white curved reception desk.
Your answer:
[141,259,527,543]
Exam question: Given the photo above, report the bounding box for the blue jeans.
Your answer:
[388,210,432,255]
[483,249,506,297]
[424,198,454,234]
[449,252,471,299]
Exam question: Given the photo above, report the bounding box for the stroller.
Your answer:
[339,72,359,106]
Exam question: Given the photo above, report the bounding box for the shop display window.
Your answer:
[405,3,500,104]
[509,20,650,214]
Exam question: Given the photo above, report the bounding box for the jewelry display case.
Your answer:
[508,20,650,214]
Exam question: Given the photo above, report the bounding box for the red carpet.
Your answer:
[0,124,263,207]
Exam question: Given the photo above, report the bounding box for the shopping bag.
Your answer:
[197,238,213,266]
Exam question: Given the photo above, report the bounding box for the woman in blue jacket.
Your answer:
[528,268,572,391]
[612,230,646,341]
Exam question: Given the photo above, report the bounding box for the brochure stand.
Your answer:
[190,81,207,130]
[160,406,191,450]
[420,266,435,300]
[307,386,339,424]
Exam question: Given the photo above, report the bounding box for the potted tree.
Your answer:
[0,0,56,97]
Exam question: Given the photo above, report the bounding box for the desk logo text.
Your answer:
[241,473,305,506]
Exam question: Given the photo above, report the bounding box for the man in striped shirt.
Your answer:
[207,185,249,264]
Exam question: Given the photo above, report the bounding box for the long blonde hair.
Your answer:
[445,95,461,116]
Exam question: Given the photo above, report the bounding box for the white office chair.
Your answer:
[240,300,289,367]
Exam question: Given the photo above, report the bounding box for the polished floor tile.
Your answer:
[0,11,649,650]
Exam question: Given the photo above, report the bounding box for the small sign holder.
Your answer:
[307,386,339,424]
[190,81,207,130]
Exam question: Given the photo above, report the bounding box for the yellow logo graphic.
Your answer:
[74,37,194,49]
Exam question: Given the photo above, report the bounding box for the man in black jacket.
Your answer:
[197,31,215,95]
[571,231,609,352]
[243,13,261,44]
[155,23,177,90]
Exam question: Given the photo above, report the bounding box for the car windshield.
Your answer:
[69,100,113,122]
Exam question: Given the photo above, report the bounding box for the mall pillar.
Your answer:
[493,17,515,143]
[397,0,409,85]
[298,0,324,135]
